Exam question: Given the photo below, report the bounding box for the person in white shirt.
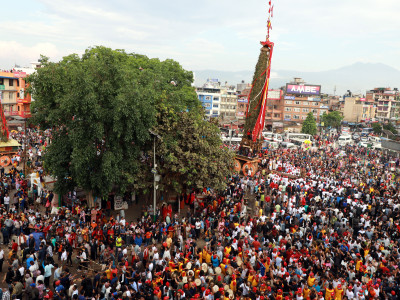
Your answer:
[0,248,4,272]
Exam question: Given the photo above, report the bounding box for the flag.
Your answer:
[271,5,274,17]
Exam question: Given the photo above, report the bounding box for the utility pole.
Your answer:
[153,136,156,222]
[23,118,27,177]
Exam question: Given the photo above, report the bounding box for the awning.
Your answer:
[0,139,21,147]
[0,76,17,80]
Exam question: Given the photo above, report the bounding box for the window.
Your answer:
[313,102,319,106]
[213,104,219,108]
[204,103,211,108]
[285,107,292,112]
[0,78,3,85]
[293,115,300,119]
[312,109,318,113]
[295,101,301,105]
[285,100,292,104]
[9,93,13,100]
[9,79,14,86]
[205,96,211,101]
[293,108,300,112]
[16,79,19,87]
[274,113,280,118]
[214,97,219,101]
[302,115,307,120]
[303,101,309,105]
[302,108,309,112]
[284,114,291,119]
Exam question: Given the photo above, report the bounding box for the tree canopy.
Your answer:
[321,111,343,129]
[301,112,317,135]
[27,46,205,197]
[134,101,234,194]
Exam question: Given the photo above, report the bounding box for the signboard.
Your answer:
[13,71,27,78]
[273,122,284,128]
[114,195,128,210]
[284,118,291,121]
[286,84,321,95]
[0,85,4,90]
[237,112,245,116]
[237,98,248,103]
[267,90,281,99]
[284,96,295,100]
[360,98,366,101]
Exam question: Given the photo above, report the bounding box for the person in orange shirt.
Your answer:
[303,286,311,299]
[335,284,344,300]
[355,254,362,272]
[276,289,283,300]
[307,272,316,287]
[325,284,334,300]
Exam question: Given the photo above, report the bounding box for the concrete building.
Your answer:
[236,87,250,122]
[342,96,376,123]
[196,79,221,118]
[366,87,400,122]
[282,78,328,124]
[265,89,284,131]
[219,85,238,120]
[0,70,32,119]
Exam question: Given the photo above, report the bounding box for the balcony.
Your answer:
[16,98,31,104]
[4,110,31,118]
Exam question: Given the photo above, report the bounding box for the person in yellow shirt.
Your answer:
[325,284,334,300]
[303,286,311,298]
[335,284,344,300]
[355,255,362,271]
[307,272,316,287]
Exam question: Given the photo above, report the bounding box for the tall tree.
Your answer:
[302,112,317,135]
[134,100,234,194]
[321,111,343,129]
[28,47,200,198]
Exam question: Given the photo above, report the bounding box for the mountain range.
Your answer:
[194,62,400,96]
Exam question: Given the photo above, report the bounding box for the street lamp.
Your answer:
[149,130,162,222]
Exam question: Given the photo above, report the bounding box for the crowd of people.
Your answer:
[0,131,400,300]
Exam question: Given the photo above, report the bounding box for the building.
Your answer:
[342,96,376,123]
[265,89,284,131]
[236,87,250,121]
[0,70,32,119]
[219,85,238,120]
[196,79,221,118]
[236,80,251,94]
[282,78,328,124]
[366,87,400,122]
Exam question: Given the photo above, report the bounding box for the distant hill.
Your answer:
[194,62,400,95]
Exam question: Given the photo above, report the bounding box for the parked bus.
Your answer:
[262,131,283,142]
[284,133,313,142]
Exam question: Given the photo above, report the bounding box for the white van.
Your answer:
[337,135,353,146]
[262,132,283,142]
[368,136,381,143]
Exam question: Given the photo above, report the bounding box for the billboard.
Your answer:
[286,84,321,95]
[13,71,27,78]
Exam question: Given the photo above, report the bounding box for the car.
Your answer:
[372,143,382,149]
[360,136,369,142]
[359,142,369,148]
[352,133,360,140]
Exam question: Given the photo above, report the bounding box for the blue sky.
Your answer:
[1,0,399,73]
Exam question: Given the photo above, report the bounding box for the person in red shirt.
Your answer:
[11,240,18,252]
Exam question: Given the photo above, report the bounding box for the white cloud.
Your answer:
[0,0,399,73]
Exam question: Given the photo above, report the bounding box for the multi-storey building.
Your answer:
[236,86,251,122]
[282,78,328,124]
[366,87,400,121]
[0,70,32,119]
[342,96,376,123]
[196,79,221,118]
[265,89,284,130]
[219,86,237,120]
